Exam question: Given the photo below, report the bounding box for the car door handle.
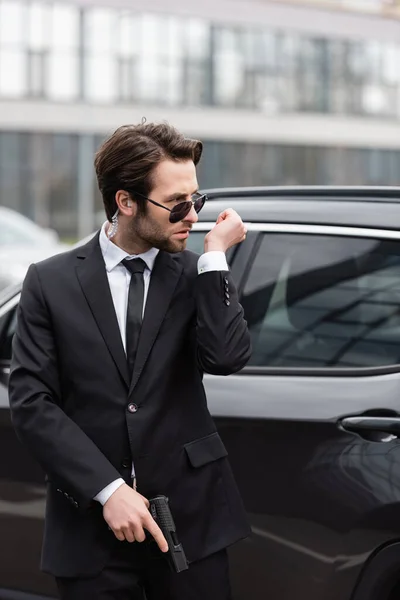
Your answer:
[340,416,400,436]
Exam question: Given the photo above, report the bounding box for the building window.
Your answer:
[116,12,139,102]
[83,7,116,103]
[0,48,26,96]
[0,0,24,46]
[135,14,184,106]
[0,132,24,212]
[0,0,26,97]
[183,18,211,106]
[27,0,49,97]
[47,3,80,101]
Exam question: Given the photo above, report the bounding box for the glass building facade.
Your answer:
[0,0,400,117]
[0,0,400,238]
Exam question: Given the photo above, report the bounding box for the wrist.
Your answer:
[101,481,126,507]
[204,239,226,253]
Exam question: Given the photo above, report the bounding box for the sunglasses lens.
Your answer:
[169,195,207,223]
[194,194,206,213]
[169,201,192,223]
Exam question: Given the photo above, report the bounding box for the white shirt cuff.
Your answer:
[93,478,125,506]
[197,251,229,274]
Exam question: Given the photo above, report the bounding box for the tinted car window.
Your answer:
[0,306,17,363]
[242,233,400,368]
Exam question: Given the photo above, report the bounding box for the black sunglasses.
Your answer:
[129,191,207,223]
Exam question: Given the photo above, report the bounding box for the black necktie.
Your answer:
[122,258,147,379]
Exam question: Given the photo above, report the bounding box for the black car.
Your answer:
[2,186,400,600]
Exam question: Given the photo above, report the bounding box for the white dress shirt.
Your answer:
[94,223,229,505]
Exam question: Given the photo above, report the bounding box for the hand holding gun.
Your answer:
[149,495,189,573]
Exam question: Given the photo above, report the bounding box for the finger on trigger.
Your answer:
[146,519,169,553]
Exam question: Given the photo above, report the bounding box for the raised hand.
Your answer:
[204,208,247,253]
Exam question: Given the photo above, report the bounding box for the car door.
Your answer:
[0,290,57,598]
[205,224,400,600]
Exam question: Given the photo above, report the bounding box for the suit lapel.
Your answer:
[129,251,183,396]
[75,234,130,388]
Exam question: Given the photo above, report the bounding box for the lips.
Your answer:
[173,230,190,239]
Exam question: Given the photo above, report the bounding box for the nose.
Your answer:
[185,204,198,224]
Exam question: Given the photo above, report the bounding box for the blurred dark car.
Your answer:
[2,186,400,599]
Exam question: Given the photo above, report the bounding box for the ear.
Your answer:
[115,190,135,216]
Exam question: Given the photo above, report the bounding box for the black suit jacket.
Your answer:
[8,233,252,577]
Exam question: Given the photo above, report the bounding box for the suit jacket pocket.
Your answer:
[184,432,228,468]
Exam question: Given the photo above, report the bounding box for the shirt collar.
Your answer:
[99,222,159,273]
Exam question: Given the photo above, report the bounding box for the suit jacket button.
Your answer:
[128,403,138,413]
[224,277,228,284]
[122,458,131,468]
[225,300,231,306]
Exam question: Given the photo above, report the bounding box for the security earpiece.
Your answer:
[127,201,132,207]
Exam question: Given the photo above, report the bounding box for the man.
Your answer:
[8,122,252,600]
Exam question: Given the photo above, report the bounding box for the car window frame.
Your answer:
[235,222,400,378]
[0,293,20,376]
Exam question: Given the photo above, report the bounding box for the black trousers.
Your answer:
[55,538,233,600]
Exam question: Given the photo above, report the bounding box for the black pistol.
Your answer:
[149,495,189,573]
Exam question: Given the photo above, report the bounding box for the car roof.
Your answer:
[198,186,400,230]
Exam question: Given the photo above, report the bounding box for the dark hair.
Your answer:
[94,122,203,221]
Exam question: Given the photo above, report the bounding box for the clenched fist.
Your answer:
[103,483,168,552]
[204,208,247,253]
